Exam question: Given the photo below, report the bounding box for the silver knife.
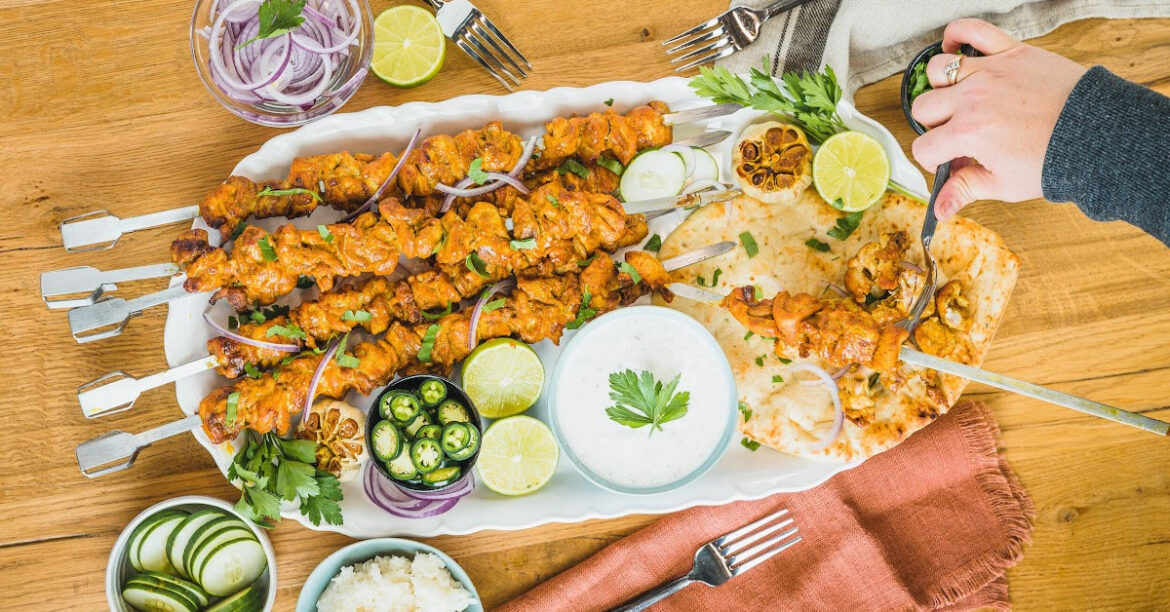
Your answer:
[670,283,1170,436]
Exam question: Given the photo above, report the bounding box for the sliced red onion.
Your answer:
[682,178,727,195]
[799,364,852,386]
[394,471,475,500]
[435,177,504,198]
[203,312,300,352]
[823,282,848,297]
[509,137,538,177]
[342,128,421,222]
[364,465,461,518]
[660,144,696,177]
[900,260,924,274]
[787,363,844,451]
[303,337,341,416]
[483,172,530,194]
[468,279,516,350]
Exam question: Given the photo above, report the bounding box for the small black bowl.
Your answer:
[365,374,484,494]
[900,42,982,136]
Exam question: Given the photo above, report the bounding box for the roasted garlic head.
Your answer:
[295,399,368,483]
[732,121,813,204]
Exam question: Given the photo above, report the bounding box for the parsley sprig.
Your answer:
[237,0,307,49]
[227,431,343,528]
[605,370,691,435]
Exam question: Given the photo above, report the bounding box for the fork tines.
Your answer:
[457,11,531,91]
[717,508,802,574]
[663,16,739,72]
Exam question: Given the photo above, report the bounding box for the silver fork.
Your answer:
[663,0,815,71]
[898,168,944,334]
[610,508,801,612]
[422,0,531,91]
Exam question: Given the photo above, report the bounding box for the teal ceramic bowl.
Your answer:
[296,538,482,612]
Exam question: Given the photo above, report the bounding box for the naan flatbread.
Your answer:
[655,191,1019,462]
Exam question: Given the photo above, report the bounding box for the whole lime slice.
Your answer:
[371,5,446,88]
[812,131,891,212]
[475,416,559,496]
[461,338,544,419]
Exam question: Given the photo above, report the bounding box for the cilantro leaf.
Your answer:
[243,362,262,379]
[557,158,590,179]
[739,231,759,258]
[468,158,489,185]
[301,471,344,526]
[620,261,642,285]
[276,459,319,501]
[482,298,506,312]
[277,437,318,464]
[604,97,614,106]
[237,0,307,49]
[510,238,537,250]
[566,289,596,330]
[465,252,491,279]
[258,236,277,262]
[341,309,371,323]
[738,401,753,422]
[337,354,360,368]
[827,210,864,241]
[805,238,831,252]
[741,437,761,451]
[604,369,691,435]
[266,323,306,340]
[546,194,560,208]
[643,234,662,252]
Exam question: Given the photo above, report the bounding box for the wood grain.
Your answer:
[1,1,1168,609]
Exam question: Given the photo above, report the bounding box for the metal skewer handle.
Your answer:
[67,285,196,343]
[59,205,200,252]
[78,356,219,418]
[76,414,203,478]
[41,262,181,309]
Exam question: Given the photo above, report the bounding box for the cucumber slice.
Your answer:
[386,446,420,481]
[190,528,255,585]
[167,509,224,578]
[197,537,268,597]
[121,582,197,612]
[136,512,188,574]
[127,510,186,573]
[689,147,719,184]
[619,150,686,202]
[203,584,262,612]
[182,517,247,579]
[133,571,210,608]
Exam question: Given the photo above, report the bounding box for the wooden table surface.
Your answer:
[2,1,1168,609]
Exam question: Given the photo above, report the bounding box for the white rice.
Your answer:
[316,552,475,612]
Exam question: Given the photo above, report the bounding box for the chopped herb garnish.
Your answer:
[778,357,792,364]
[644,234,662,252]
[417,324,441,363]
[337,354,360,369]
[805,238,830,252]
[567,289,596,329]
[578,254,598,267]
[753,285,764,300]
[482,298,506,312]
[317,224,333,243]
[604,97,614,106]
[597,156,624,176]
[265,324,306,340]
[827,210,864,240]
[249,310,266,324]
[226,392,240,426]
[255,186,321,202]
[557,158,590,179]
[697,268,722,287]
[258,236,277,261]
[739,231,759,258]
[296,275,315,289]
[755,355,766,367]
[229,222,248,241]
[236,0,307,49]
[421,304,452,321]
[510,238,537,250]
[467,157,489,185]
[772,375,784,383]
[546,194,560,208]
[243,362,262,379]
[744,331,754,340]
[741,437,761,451]
[604,369,690,435]
[228,316,239,330]
[341,310,371,323]
[738,401,753,422]
[465,252,491,279]
[620,262,642,284]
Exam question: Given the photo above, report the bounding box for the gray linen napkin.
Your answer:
[716,0,1170,98]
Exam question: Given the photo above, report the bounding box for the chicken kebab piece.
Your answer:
[199,251,672,443]
[209,181,647,377]
[197,102,672,238]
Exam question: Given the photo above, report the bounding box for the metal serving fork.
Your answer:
[422,0,531,91]
[663,0,815,71]
[610,508,801,612]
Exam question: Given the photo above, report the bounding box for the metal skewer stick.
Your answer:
[78,356,219,418]
[669,283,1170,437]
[41,262,181,309]
[59,205,200,252]
[75,414,203,478]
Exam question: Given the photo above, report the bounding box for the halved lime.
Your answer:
[475,416,559,496]
[812,131,891,212]
[371,5,446,88]
[461,338,544,419]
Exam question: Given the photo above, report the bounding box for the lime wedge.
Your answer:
[812,131,891,212]
[475,416,559,496]
[461,338,544,419]
[371,5,446,88]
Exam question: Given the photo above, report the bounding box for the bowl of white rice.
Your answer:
[297,538,481,612]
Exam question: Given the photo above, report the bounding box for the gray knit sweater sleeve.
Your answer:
[1042,66,1170,245]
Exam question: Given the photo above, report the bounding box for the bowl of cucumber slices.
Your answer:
[106,495,276,612]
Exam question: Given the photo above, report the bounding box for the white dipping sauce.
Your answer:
[555,309,732,489]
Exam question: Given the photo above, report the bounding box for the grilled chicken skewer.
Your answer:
[211,181,646,376]
[199,250,671,443]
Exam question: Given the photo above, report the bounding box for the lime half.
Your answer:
[461,338,544,419]
[812,131,891,212]
[475,416,559,496]
[371,5,446,88]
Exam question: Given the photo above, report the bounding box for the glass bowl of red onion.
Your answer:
[191,0,374,127]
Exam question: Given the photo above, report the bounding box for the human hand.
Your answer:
[910,19,1087,220]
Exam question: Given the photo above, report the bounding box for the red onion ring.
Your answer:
[203,312,300,352]
[787,363,844,451]
[438,138,539,213]
[483,172,530,194]
[509,137,538,177]
[468,279,516,350]
[799,364,851,386]
[900,260,924,274]
[303,336,341,416]
[364,465,461,518]
[342,128,420,222]
[394,471,475,500]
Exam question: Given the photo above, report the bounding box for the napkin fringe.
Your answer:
[927,402,1034,610]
